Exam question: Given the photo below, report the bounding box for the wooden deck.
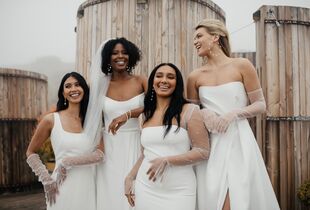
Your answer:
[0,190,45,210]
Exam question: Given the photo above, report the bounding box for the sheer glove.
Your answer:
[209,88,266,133]
[124,175,135,207]
[147,157,169,182]
[56,149,104,186]
[125,152,144,207]
[26,153,58,206]
[147,105,210,182]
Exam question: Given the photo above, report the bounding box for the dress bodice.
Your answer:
[102,93,144,132]
[199,81,248,115]
[141,125,190,161]
[50,113,93,164]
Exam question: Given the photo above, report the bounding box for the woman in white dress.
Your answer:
[187,19,280,210]
[26,72,104,210]
[124,63,210,210]
[94,37,147,210]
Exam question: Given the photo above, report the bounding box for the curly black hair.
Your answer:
[101,37,141,75]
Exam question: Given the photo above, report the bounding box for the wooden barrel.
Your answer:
[253,5,310,210]
[75,0,225,80]
[0,68,48,191]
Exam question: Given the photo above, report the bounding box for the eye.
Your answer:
[64,84,71,88]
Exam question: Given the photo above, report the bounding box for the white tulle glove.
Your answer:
[147,105,210,182]
[147,157,169,182]
[215,88,266,133]
[26,153,58,206]
[124,152,144,207]
[56,149,104,186]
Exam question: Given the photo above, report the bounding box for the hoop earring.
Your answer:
[64,98,67,106]
[107,64,112,73]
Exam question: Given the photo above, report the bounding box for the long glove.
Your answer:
[125,151,144,207]
[147,105,210,182]
[215,88,266,133]
[26,153,58,206]
[56,149,104,186]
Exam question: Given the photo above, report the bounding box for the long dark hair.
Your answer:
[56,72,89,127]
[101,37,141,75]
[144,63,189,136]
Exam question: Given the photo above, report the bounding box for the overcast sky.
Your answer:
[0,0,309,69]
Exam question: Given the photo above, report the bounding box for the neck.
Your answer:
[66,103,81,118]
[205,50,229,66]
[156,96,171,112]
[111,70,130,80]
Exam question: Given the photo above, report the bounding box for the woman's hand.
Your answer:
[124,176,135,207]
[147,157,169,182]
[108,113,128,135]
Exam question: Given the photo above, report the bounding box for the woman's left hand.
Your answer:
[147,157,169,182]
[108,113,127,135]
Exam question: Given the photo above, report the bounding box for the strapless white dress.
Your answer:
[197,82,280,210]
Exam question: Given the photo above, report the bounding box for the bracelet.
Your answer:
[125,112,129,121]
[128,110,132,119]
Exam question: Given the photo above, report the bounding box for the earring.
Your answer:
[150,88,155,101]
[126,66,132,73]
[64,98,67,106]
[107,64,112,73]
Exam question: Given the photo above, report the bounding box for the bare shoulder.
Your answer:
[132,74,147,83]
[40,112,54,128]
[232,57,255,73]
[188,67,204,81]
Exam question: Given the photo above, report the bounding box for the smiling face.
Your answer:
[193,27,219,57]
[63,76,84,105]
[153,65,177,98]
[110,43,129,72]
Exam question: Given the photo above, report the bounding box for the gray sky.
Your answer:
[0,0,309,68]
[0,0,309,106]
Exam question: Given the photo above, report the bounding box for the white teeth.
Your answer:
[70,93,79,97]
[116,61,125,65]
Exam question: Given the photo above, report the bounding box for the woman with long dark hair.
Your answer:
[26,72,104,210]
[124,63,210,210]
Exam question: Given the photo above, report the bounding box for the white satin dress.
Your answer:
[134,118,199,210]
[97,93,144,210]
[48,113,96,210]
[197,82,280,210]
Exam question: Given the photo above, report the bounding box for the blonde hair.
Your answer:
[195,19,231,57]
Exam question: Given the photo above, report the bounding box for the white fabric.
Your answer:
[197,81,280,210]
[134,126,196,210]
[83,39,111,147]
[96,93,144,210]
[48,113,96,210]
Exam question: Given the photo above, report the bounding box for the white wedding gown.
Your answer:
[48,113,96,210]
[134,125,196,210]
[97,93,144,210]
[197,82,280,210]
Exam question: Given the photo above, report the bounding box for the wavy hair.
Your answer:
[196,18,231,57]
